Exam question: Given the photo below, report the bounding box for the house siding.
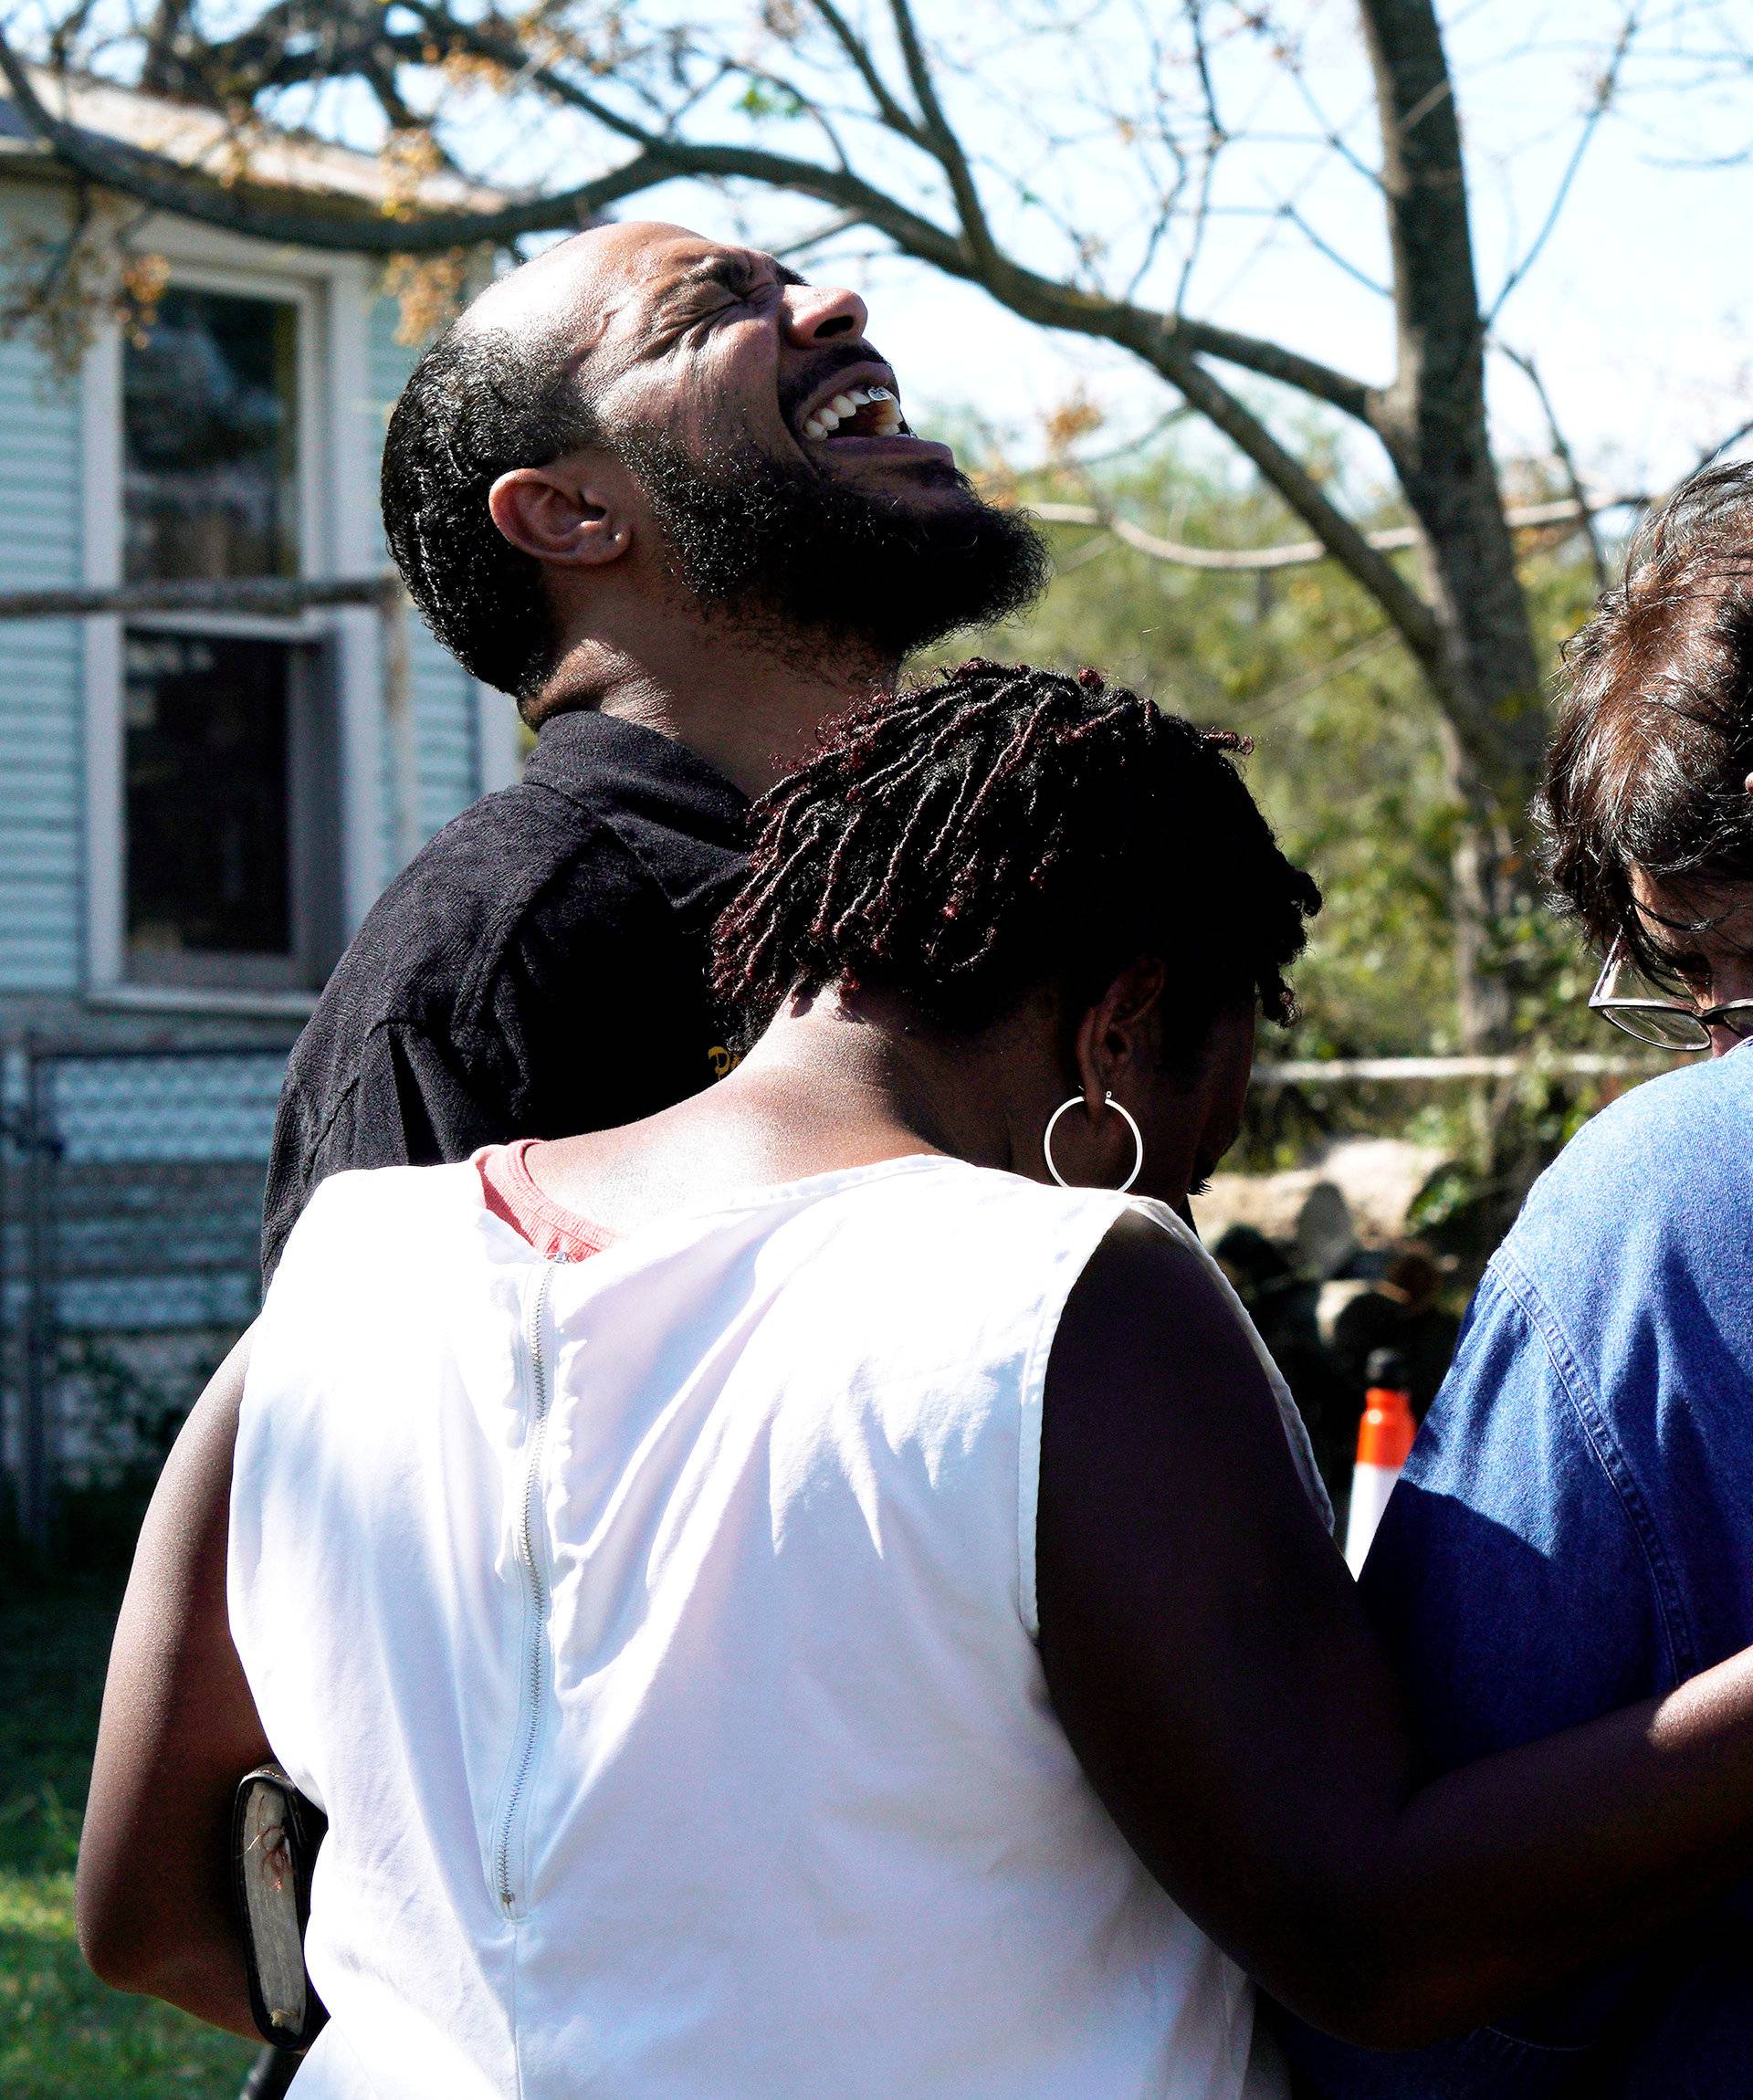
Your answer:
[0,153,513,1496]
[0,191,494,1007]
[368,294,481,876]
[0,264,85,994]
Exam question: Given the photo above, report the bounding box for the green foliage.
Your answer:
[927,420,1657,1216]
[0,1866,255,2100]
[947,438,1614,1035]
[735,79,806,121]
[0,1333,236,1581]
[0,1579,257,2097]
[934,431,1467,1055]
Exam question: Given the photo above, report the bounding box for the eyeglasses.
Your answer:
[1589,939,1753,1052]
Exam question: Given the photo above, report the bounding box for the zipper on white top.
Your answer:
[494,1260,558,1915]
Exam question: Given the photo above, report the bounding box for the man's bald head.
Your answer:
[457,219,691,349]
[381,218,1044,709]
[381,221,758,702]
[379,235,643,700]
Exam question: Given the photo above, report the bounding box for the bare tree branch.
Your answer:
[1278,202,1391,299]
[0,24,675,249]
[1132,327,1446,677]
[1485,1,1643,326]
[1171,0,1223,310]
[1031,492,1632,573]
[770,208,866,259]
[803,0,926,145]
[1277,46,1385,198]
[1246,630,1401,722]
[1496,342,1608,592]
[0,17,1386,424]
[883,0,1002,278]
[1686,412,1753,478]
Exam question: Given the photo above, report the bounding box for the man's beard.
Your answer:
[614,425,1049,660]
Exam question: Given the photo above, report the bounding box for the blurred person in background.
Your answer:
[1214,1223,1358,1502]
[1328,1244,1458,1425]
[1286,464,1753,2096]
[79,663,1753,2100]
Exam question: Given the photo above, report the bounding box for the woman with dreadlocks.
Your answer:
[80,661,1753,2099]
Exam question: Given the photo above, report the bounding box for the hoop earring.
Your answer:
[1043,1092,1144,1193]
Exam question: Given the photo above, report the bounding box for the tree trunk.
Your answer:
[1435,734,1525,1051]
[1358,0,1547,1050]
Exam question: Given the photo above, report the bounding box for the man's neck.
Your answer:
[541,622,896,800]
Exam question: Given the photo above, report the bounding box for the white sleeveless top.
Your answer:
[230,1153,1327,2100]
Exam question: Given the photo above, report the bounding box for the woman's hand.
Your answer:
[76,1331,269,2039]
[1039,1213,1753,2050]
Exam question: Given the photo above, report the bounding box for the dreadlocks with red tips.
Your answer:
[712,660,1321,1067]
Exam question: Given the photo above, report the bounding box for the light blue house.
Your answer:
[0,69,520,1527]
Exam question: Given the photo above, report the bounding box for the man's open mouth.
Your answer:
[800,383,907,443]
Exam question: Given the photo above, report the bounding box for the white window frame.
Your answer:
[82,219,382,1018]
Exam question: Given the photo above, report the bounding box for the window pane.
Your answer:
[122,289,300,583]
[125,632,292,959]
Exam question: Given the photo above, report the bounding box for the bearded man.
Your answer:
[260,221,1045,1277]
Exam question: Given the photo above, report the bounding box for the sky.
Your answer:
[581,0,1753,503]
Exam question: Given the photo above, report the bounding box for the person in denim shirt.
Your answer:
[1286,465,1753,2096]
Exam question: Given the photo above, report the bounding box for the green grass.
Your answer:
[0,1575,257,2099]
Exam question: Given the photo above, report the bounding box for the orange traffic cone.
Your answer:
[1343,1349,1416,1575]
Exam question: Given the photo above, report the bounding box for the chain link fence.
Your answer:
[0,1033,1672,1559]
[0,1039,287,1554]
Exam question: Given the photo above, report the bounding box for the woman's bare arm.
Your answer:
[76,1331,268,2039]
[1038,1213,1753,2052]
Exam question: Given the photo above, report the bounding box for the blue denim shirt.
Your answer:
[1283,1043,1753,2097]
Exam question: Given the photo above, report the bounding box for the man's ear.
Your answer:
[488,453,634,570]
[1072,959,1168,1109]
